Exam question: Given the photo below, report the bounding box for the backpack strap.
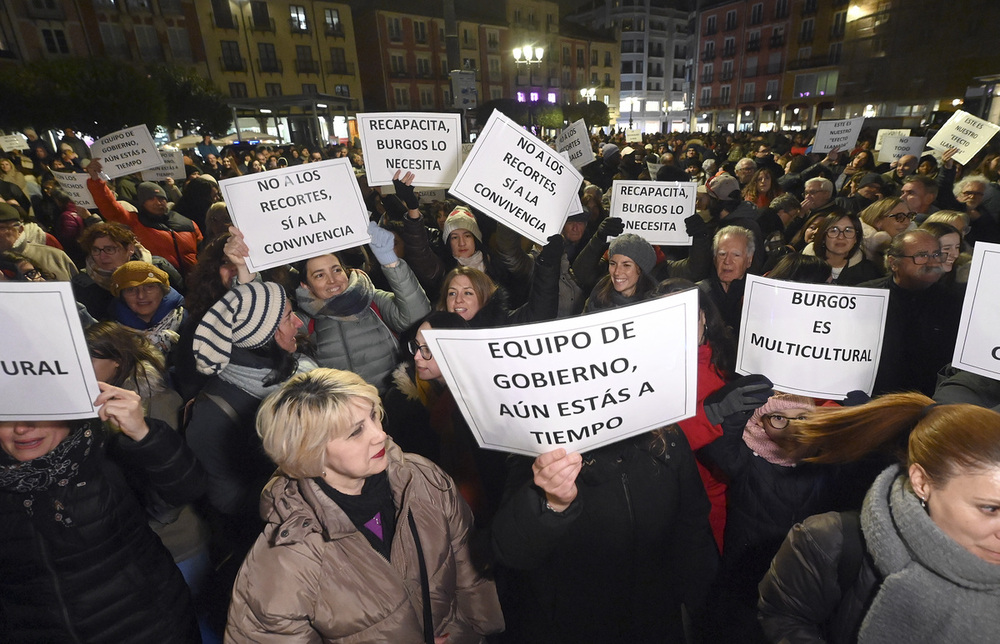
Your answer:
[407,510,435,644]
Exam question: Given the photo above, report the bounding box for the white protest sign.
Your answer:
[91,125,163,179]
[422,290,699,456]
[610,180,695,246]
[449,110,583,246]
[219,158,370,272]
[928,110,1000,166]
[812,117,865,154]
[141,149,186,182]
[647,160,664,176]
[418,188,448,204]
[625,129,643,143]
[557,119,596,171]
[736,275,890,398]
[356,112,463,188]
[52,170,97,209]
[0,283,101,421]
[952,242,1000,381]
[876,135,927,164]
[875,128,909,150]
[0,133,28,152]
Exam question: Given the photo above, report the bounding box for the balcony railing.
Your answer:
[724,20,738,31]
[212,11,238,30]
[698,96,733,108]
[746,40,761,52]
[461,37,477,50]
[294,59,319,74]
[249,17,275,33]
[602,79,615,88]
[701,73,714,83]
[27,2,65,19]
[769,34,785,48]
[787,54,836,71]
[289,18,311,34]
[722,46,736,57]
[720,71,734,81]
[703,25,717,36]
[220,56,246,72]
[702,50,716,60]
[326,60,356,75]
[325,23,344,38]
[257,59,283,73]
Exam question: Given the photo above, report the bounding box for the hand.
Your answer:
[800,195,816,213]
[86,158,104,181]
[224,226,258,284]
[942,147,958,169]
[165,176,175,187]
[95,382,149,442]
[596,216,624,239]
[367,220,399,267]
[536,234,564,266]
[821,147,841,165]
[392,170,420,211]
[532,448,583,512]
[684,213,709,237]
[703,374,774,426]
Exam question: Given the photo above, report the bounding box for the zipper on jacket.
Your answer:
[36,531,85,644]
[620,471,635,529]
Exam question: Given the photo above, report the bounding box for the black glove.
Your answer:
[381,194,408,219]
[596,216,624,239]
[393,177,420,210]
[536,234,564,267]
[684,213,709,238]
[704,374,773,426]
[841,390,870,407]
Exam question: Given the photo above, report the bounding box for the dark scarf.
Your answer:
[297,269,376,318]
[316,470,396,560]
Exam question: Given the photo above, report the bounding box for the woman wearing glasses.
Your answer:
[859,197,915,264]
[803,210,882,285]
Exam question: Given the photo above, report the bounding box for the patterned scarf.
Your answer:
[297,269,375,318]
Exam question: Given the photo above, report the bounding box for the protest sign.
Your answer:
[141,149,187,182]
[736,275,890,398]
[422,291,699,456]
[91,125,163,179]
[0,133,27,152]
[609,180,695,246]
[876,135,927,164]
[812,117,866,154]
[874,128,909,150]
[928,110,1000,166]
[449,110,584,246]
[52,171,97,209]
[646,160,664,177]
[219,158,370,272]
[357,112,464,188]
[953,242,1000,381]
[0,283,101,421]
[625,129,643,143]
[557,119,596,171]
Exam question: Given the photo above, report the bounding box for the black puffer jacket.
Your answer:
[0,419,203,643]
[464,253,559,328]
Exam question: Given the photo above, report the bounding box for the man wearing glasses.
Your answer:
[953,177,1000,246]
[860,229,963,397]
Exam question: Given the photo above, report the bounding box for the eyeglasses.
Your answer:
[962,190,985,197]
[764,414,808,429]
[826,226,857,239]
[91,244,123,256]
[888,212,915,223]
[21,269,42,281]
[894,251,942,265]
[407,340,432,360]
[804,188,830,195]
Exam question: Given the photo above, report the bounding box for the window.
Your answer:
[775,0,789,19]
[302,83,317,94]
[720,60,732,80]
[704,41,715,58]
[387,17,402,41]
[604,51,612,66]
[621,40,634,54]
[635,80,642,90]
[701,62,713,83]
[487,31,499,51]
[414,21,427,43]
[443,89,451,106]
[390,54,406,76]
[622,61,633,74]
[745,55,757,76]
[221,40,242,71]
[829,42,842,64]
[768,51,782,74]
[562,46,570,64]
[167,27,191,60]
[620,81,632,91]
[765,79,779,100]
[420,88,434,107]
[99,23,127,56]
[289,5,308,33]
[742,82,755,102]
[832,11,846,38]
[159,0,181,15]
[804,0,817,14]
[329,47,347,74]
[771,25,785,48]
[394,87,410,107]
[577,49,585,67]
[793,70,837,97]
[723,37,735,57]
[324,9,342,36]
[800,18,814,42]
[750,3,763,25]
[126,0,151,12]
[250,2,271,31]
[591,50,598,65]
[725,10,737,30]
[41,28,69,54]
[295,45,317,73]
[720,85,731,104]
[334,84,350,97]
[490,87,502,101]
[229,82,248,97]
[417,57,431,77]
[265,83,282,96]
[135,25,161,60]
[705,15,716,35]
[258,42,280,72]
[462,57,476,70]
[700,87,711,104]
[747,30,761,51]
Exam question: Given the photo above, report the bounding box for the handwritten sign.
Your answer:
[422,290,699,456]
[609,180,695,246]
[876,135,927,164]
[52,171,97,209]
[953,242,1000,381]
[0,133,28,152]
[357,112,463,188]
[625,129,643,143]
[928,110,1000,167]
[0,283,101,421]
[875,128,910,150]
[557,120,596,171]
[91,125,163,179]
[736,275,890,398]
[219,158,370,272]
[141,149,187,182]
[449,110,583,246]
[812,117,865,155]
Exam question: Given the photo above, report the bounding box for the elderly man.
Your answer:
[0,203,78,281]
[734,158,757,187]
[859,229,963,396]
[880,154,919,196]
[901,175,940,223]
[698,225,754,334]
[953,176,1000,245]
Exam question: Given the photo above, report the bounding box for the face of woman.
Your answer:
[0,159,12,173]
[937,232,961,273]
[304,254,349,300]
[850,152,868,170]
[413,323,443,382]
[121,283,165,322]
[879,203,912,236]
[91,355,119,382]
[824,216,856,257]
[445,275,482,320]
[756,171,772,193]
[218,261,238,287]
[761,407,811,442]
[608,254,641,297]
[90,235,132,273]
[911,463,1000,565]
[272,301,303,353]
[448,229,476,259]
[322,397,388,495]
[0,421,71,462]
[804,219,822,245]
[17,261,43,282]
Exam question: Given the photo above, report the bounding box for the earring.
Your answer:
[918,496,928,510]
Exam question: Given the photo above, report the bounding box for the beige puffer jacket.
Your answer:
[225,442,503,643]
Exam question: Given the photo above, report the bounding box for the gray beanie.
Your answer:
[608,233,656,275]
[193,282,287,375]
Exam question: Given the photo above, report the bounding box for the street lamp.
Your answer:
[513,45,544,88]
[580,87,596,103]
[627,97,641,128]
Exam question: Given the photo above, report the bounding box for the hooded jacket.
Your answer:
[226,441,504,643]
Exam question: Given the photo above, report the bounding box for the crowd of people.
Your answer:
[2,121,1000,643]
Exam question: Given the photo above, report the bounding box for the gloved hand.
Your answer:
[536,234,564,267]
[367,221,399,266]
[841,390,870,407]
[392,176,420,210]
[684,213,709,238]
[381,194,408,219]
[596,216,624,240]
[703,374,773,426]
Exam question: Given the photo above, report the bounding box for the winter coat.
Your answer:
[493,224,586,318]
[464,258,559,328]
[491,431,718,644]
[802,242,884,285]
[0,419,203,643]
[296,261,431,394]
[226,441,504,643]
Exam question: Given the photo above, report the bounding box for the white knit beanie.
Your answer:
[192,282,287,375]
[442,207,483,243]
